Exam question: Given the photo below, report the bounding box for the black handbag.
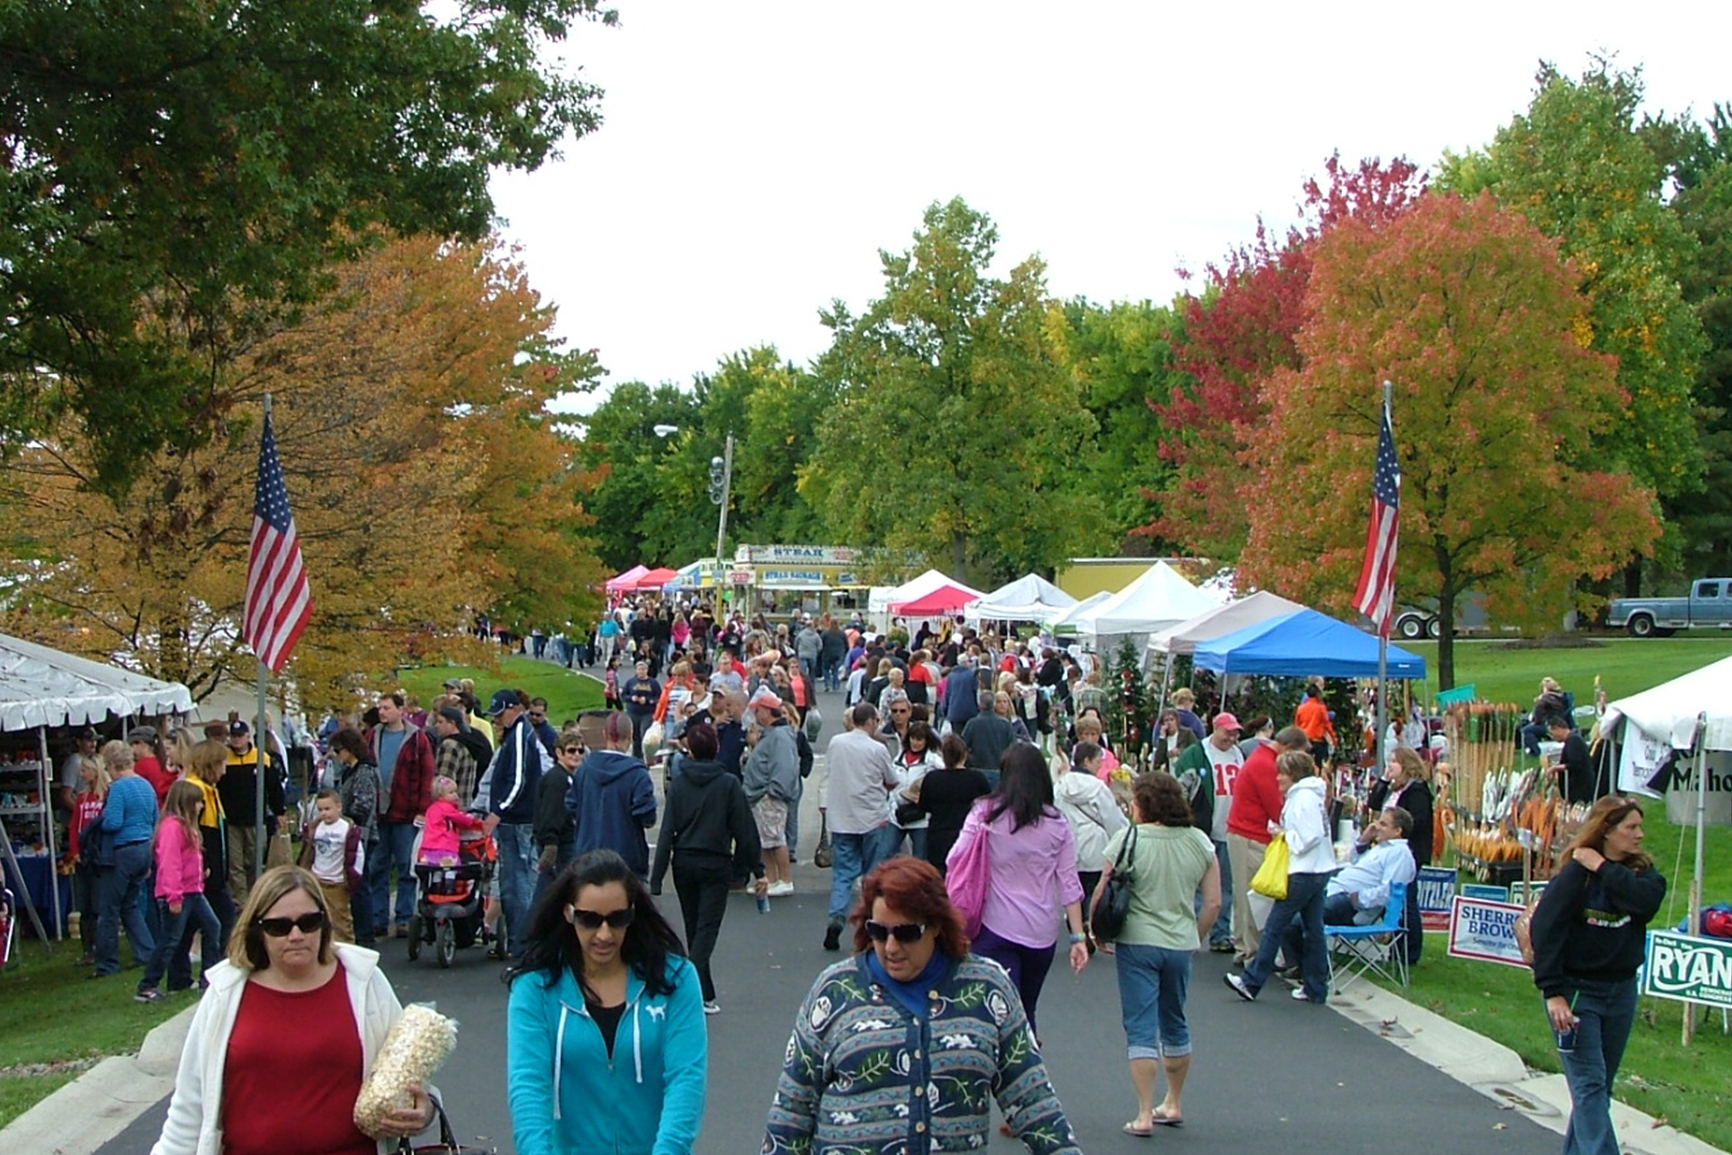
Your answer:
[895,800,927,826]
[398,1096,495,1155]
[1089,824,1138,943]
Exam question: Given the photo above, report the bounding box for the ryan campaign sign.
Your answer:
[1643,931,1732,1009]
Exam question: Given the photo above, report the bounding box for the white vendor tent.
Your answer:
[1603,655,1732,809]
[1069,561,1223,654]
[1050,591,1111,634]
[869,569,984,631]
[1148,590,1307,656]
[0,631,193,729]
[966,573,1077,625]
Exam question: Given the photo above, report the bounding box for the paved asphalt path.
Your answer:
[98,682,1565,1154]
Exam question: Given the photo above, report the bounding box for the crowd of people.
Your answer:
[46,596,1657,1155]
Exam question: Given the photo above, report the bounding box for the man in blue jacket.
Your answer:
[565,711,658,879]
[484,688,545,961]
[942,655,982,734]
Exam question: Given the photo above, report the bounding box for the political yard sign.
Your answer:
[1447,894,1528,968]
[1643,931,1732,1009]
[1418,866,1459,932]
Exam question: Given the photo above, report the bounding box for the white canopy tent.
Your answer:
[867,569,984,633]
[1147,590,1308,656]
[0,632,193,944]
[965,573,1077,625]
[1068,561,1223,655]
[1050,591,1111,633]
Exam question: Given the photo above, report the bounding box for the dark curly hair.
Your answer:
[507,850,686,1000]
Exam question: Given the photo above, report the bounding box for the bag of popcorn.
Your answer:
[353,1004,457,1137]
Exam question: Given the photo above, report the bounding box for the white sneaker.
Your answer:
[768,881,795,897]
[702,1000,720,1015]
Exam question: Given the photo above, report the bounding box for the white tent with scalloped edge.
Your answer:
[1068,561,1224,653]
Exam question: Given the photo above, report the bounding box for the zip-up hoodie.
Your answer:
[489,717,544,826]
[648,760,763,892]
[506,957,707,1155]
[564,749,657,878]
[1281,777,1336,875]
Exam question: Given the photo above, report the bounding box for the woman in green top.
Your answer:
[1093,772,1221,1134]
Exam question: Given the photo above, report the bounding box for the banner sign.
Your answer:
[1507,880,1548,907]
[1643,930,1732,1008]
[1418,866,1458,931]
[1447,894,1528,968]
[1462,884,1510,902]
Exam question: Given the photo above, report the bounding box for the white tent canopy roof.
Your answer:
[966,573,1077,624]
[0,632,193,731]
[1049,590,1112,631]
[869,569,985,615]
[1148,590,1308,655]
[1071,561,1222,638]
[1604,654,1732,753]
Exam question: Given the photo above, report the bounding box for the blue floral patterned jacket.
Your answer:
[762,952,1080,1155]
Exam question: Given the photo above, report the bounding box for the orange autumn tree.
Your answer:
[1238,192,1660,689]
[0,234,602,708]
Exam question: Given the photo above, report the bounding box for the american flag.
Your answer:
[243,412,312,672]
[1352,403,1401,636]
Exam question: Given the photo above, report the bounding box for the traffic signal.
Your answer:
[709,456,725,504]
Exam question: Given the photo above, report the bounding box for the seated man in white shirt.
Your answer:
[1323,806,1417,926]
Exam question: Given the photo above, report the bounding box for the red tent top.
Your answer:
[632,567,681,590]
[893,583,980,616]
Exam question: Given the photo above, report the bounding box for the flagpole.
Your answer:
[1375,380,1392,777]
[255,393,272,883]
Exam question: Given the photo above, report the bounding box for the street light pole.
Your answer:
[714,432,734,605]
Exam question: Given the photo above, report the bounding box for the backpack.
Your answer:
[796,729,815,779]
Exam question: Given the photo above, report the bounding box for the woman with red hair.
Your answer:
[764,857,1080,1155]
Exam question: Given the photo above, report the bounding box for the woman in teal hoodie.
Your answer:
[508,849,706,1155]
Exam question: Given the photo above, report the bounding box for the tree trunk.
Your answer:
[1435,539,1457,691]
[1623,557,1642,599]
[951,532,969,586]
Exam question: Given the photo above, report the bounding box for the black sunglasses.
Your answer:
[256,911,326,937]
[566,905,635,930]
[864,919,928,943]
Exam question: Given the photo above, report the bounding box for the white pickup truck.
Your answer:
[1607,578,1732,637]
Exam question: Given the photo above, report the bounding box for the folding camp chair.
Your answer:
[1326,880,1409,993]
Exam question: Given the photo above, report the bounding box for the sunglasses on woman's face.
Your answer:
[864,919,928,943]
[256,912,326,937]
[566,905,635,930]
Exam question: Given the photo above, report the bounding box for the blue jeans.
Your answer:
[827,825,896,923]
[95,841,157,975]
[369,821,419,930]
[495,822,536,959]
[1556,977,1638,1155]
[1115,942,1194,1058]
[822,656,842,693]
[1243,870,1330,1003]
[140,895,220,992]
[1196,838,1232,944]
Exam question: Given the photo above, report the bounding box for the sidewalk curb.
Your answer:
[0,1003,194,1155]
[1328,982,1727,1155]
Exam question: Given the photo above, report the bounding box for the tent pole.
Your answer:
[38,726,62,938]
[1685,711,1708,1043]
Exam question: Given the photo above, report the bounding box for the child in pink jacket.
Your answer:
[136,780,222,1001]
[419,775,484,865]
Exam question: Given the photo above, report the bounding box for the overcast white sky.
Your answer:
[487,2,1732,414]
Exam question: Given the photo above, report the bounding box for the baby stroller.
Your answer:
[408,828,497,968]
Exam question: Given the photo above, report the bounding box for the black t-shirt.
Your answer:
[624,676,661,713]
[586,999,625,1057]
[1557,732,1595,804]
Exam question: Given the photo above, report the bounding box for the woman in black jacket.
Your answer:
[1528,796,1665,1155]
[1368,745,1433,963]
[648,722,764,1013]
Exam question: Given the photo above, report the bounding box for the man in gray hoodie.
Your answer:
[741,686,801,897]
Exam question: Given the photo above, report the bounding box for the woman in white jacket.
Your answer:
[151,866,434,1155]
[1223,750,1335,1006]
[1053,741,1127,905]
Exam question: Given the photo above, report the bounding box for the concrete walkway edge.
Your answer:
[1327,982,1727,1155]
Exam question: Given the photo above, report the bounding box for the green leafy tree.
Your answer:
[1048,298,1183,550]
[1239,193,1661,690]
[576,383,709,571]
[801,198,1109,586]
[1437,62,1706,573]
[0,0,614,491]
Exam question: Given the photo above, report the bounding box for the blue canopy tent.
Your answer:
[1192,608,1427,679]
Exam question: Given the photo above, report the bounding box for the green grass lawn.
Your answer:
[1388,634,1732,1149]
[394,654,604,725]
[0,945,186,1129]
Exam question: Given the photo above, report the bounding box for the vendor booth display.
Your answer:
[0,631,193,943]
[1191,608,1427,678]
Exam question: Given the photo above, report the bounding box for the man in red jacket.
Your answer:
[1225,725,1309,965]
[368,691,436,939]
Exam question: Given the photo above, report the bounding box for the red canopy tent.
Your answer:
[631,566,681,591]
[893,583,981,617]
